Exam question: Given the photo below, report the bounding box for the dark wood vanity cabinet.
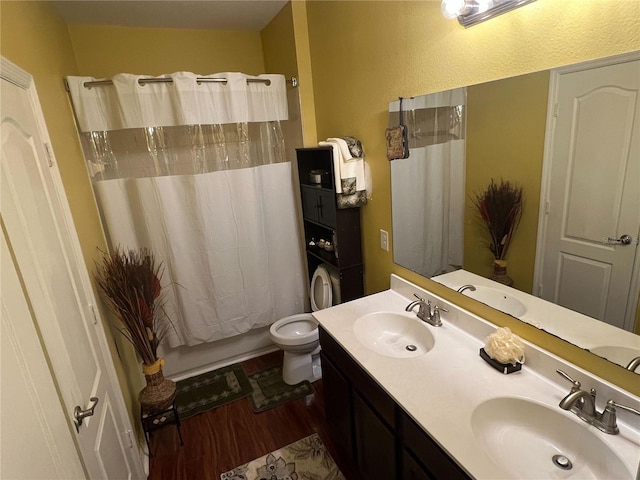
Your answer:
[400,410,469,480]
[353,392,397,479]
[319,326,472,480]
[402,451,432,480]
[319,351,353,460]
[296,147,364,303]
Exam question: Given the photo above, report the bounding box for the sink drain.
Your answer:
[405,344,417,352]
[552,454,573,470]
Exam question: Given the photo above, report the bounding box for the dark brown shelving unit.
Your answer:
[296,147,364,303]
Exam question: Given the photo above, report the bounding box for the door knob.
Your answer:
[604,234,634,245]
[74,397,99,432]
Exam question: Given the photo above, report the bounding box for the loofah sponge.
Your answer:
[484,327,525,366]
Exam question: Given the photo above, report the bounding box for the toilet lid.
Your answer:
[310,265,332,311]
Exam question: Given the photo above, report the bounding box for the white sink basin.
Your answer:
[462,285,527,318]
[589,345,640,366]
[353,312,435,358]
[471,397,632,479]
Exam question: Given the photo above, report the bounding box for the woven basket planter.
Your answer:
[139,359,176,412]
[489,259,514,287]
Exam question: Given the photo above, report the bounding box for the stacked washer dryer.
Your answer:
[269,263,340,385]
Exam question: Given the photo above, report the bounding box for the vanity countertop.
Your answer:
[312,274,640,479]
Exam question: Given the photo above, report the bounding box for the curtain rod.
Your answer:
[64,76,298,92]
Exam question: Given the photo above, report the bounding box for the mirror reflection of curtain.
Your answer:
[389,89,466,277]
[67,73,306,347]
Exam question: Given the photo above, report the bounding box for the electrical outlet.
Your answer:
[380,229,389,251]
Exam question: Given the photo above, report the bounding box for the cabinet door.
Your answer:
[403,450,434,480]
[353,393,396,480]
[320,352,354,460]
[401,411,470,480]
[316,189,337,228]
[301,186,319,223]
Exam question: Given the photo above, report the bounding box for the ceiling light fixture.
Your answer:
[441,0,536,28]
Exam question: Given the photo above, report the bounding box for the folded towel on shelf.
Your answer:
[318,138,367,194]
[337,190,367,209]
[318,137,369,208]
[327,137,364,161]
[342,136,364,158]
[326,138,354,164]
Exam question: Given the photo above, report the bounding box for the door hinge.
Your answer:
[553,103,559,118]
[544,201,550,214]
[125,429,134,449]
[44,143,54,167]
[88,304,98,325]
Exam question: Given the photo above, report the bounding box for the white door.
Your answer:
[2,229,86,479]
[1,58,144,479]
[536,56,640,330]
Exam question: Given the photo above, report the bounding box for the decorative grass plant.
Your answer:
[473,179,523,261]
[94,247,170,365]
[95,247,176,411]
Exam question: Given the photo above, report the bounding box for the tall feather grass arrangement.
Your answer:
[473,179,524,261]
[95,247,171,366]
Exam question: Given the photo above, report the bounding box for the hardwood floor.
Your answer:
[147,351,362,480]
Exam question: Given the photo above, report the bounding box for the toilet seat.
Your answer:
[310,264,333,311]
[270,313,318,348]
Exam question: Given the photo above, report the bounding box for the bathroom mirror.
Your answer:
[390,51,640,373]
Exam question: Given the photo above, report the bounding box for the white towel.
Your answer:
[327,138,358,162]
[319,139,366,194]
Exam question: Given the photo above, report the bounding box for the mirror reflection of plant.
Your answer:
[473,179,524,260]
[95,247,173,366]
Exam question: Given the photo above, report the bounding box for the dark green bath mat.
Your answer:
[175,364,252,419]
[247,366,313,413]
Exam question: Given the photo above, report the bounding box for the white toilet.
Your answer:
[269,264,340,385]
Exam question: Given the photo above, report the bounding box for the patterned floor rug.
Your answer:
[175,364,252,419]
[220,433,345,480]
[246,365,313,413]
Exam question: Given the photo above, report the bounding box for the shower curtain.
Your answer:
[67,72,306,347]
[389,89,466,277]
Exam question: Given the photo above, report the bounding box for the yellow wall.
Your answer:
[305,0,640,394]
[464,71,550,293]
[0,0,142,432]
[67,24,265,77]
[261,2,318,146]
[290,2,318,146]
[261,2,297,79]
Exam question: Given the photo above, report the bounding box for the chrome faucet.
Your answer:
[405,294,448,327]
[558,386,597,419]
[556,369,640,434]
[457,284,476,294]
[626,356,640,372]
